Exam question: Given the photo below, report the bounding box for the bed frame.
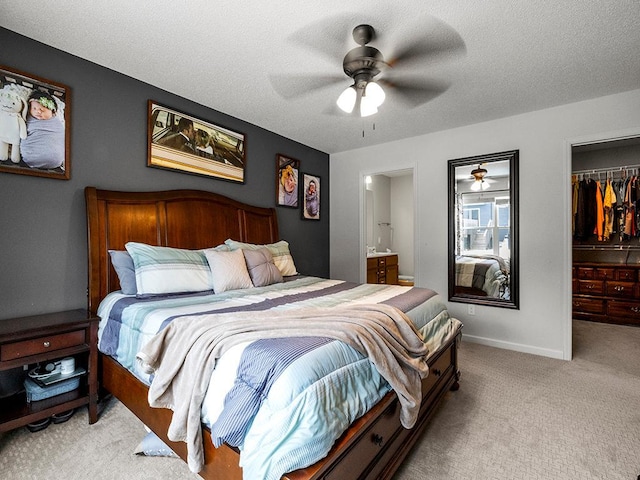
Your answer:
[85,186,462,480]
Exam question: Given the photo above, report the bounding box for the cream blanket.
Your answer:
[136,303,429,473]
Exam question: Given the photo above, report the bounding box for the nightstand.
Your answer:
[0,309,98,432]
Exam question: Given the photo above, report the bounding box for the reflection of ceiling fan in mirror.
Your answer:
[269,15,466,116]
[470,164,494,191]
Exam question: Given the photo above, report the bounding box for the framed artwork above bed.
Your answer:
[147,101,246,183]
[276,153,299,208]
[0,65,70,180]
[301,173,320,220]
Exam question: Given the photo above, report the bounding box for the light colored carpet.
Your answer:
[1,320,638,480]
[395,320,640,480]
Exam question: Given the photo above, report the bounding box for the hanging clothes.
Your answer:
[572,175,579,236]
[603,178,616,241]
[623,176,637,239]
[594,180,605,241]
[574,178,597,240]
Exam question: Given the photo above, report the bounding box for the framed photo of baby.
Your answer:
[0,65,70,180]
[276,154,300,208]
[302,173,320,220]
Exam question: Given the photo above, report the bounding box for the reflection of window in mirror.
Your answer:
[448,150,519,309]
[459,192,510,258]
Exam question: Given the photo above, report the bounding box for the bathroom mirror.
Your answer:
[447,150,519,309]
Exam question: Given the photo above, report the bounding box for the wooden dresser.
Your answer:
[572,262,640,326]
[366,254,399,285]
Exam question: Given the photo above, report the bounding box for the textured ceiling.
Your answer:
[1,1,639,154]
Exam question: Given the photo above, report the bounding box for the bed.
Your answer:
[454,254,509,298]
[85,186,462,480]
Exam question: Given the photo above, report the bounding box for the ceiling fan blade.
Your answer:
[379,77,451,107]
[286,14,358,64]
[269,74,346,100]
[386,16,466,68]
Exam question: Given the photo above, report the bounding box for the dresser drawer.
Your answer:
[607,300,640,319]
[594,267,615,280]
[615,268,636,281]
[605,281,637,299]
[572,296,605,314]
[324,400,401,480]
[577,280,604,295]
[576,267,595,280]
[1,329,86,362]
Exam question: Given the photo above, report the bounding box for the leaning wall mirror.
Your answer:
[447,150,519,309]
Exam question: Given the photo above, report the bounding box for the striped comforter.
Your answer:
[97,275,459,480]
[455,255,509,297]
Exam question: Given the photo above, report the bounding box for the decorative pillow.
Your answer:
[224,239,298,276]
[134,431,179,458]
[204,248,254,294]
[108,250,137,295]
[125,242,213,296]
[243,248,283,287]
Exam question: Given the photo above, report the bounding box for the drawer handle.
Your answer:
[615,286,625,292]
[43,341,51,348]
[432,368,442,376]
[574,302,581,307]
[371,433,384,447]
[631,307,640,313]
[585,284,594,289]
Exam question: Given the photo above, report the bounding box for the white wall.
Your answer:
[330,89,640,360]
[390,175,414,277]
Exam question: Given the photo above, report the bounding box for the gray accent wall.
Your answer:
[0,28,329,319]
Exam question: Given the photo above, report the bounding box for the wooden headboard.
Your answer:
[85,187,279,315]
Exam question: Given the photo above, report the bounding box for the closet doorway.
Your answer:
[364,169,414,285]
[571,133,640,338]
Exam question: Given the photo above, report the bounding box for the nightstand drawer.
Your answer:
[1,329,86,362]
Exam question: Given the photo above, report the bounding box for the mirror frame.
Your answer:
[447,149,519,309]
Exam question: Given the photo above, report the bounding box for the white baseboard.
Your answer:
[462,334,565,360]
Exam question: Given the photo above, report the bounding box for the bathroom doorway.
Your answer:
[364,169,414,285]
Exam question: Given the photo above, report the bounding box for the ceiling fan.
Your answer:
[469,164,494,191]
[269,15,466,117]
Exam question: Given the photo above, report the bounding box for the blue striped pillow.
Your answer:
[125,242,214,295]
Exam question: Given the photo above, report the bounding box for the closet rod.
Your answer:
[573,164,640,175]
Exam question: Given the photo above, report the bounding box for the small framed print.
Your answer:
[276,154,300,208]
[0,65,70,180]
[302,173,320,220]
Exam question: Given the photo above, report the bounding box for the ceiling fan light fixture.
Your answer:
[360,94,378,117]
[470,179,490,191]
[364,81,385,108]
[337,85,357,113]
[470,164,489,191]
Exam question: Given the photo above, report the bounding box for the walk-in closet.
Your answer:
[572,137,640,326]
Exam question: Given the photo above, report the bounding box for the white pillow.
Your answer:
[224,239,298,276]
[204,248,254,294]
[125,242,213,296]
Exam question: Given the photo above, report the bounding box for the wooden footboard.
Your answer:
[99,324,461,480]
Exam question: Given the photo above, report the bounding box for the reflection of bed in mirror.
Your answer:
[454,254,509,299]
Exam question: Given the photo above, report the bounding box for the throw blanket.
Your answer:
[136,303,429,473]
[20,116,65,169]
